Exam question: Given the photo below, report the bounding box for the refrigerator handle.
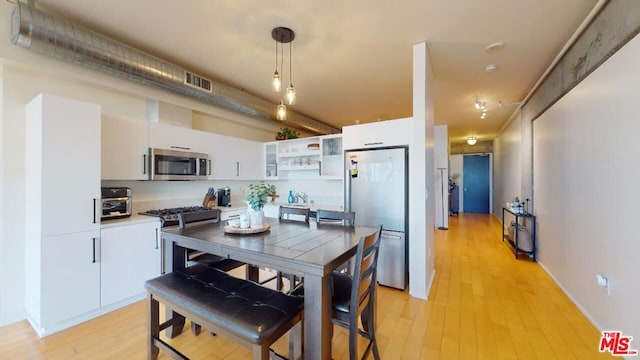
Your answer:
[344,167,351,211]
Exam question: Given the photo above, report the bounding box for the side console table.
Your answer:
[502,207,536,261]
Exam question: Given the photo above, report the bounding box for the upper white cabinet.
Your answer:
[149,123,202,152]
[101,114,149,180]
[264,142,279,179]
[320,134,343,179]
[210,133,262,180]
[26,93,102,237]
[342,117,411,150]
[25,93,102,335]
[101,220,162,307]
[266,135,343,180]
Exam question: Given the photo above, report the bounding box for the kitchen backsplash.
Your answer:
[101,179,343,212]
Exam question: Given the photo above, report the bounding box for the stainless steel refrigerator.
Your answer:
[345,147,408,290]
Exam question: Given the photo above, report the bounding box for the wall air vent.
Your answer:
[184,71,212,92]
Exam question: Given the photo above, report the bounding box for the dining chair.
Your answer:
[179,210,246,273]
[278,205,311,223]
[331,225,382,360]
[276,206,311,292]
[316,209,356,227]
[316,209,356,273]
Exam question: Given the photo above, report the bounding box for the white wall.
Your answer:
[493,111,522,219]
[533,34,640,337]
[409,42,435,300]
[0,64,5,326]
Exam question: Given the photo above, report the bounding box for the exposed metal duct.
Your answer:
[10,1,339,135]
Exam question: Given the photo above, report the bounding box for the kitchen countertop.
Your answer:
[100,213,162,228]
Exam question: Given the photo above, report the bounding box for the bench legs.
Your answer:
[148,293,160,360]
[289,320,303,360]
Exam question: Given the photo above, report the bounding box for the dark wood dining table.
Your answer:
[161,217,378,360]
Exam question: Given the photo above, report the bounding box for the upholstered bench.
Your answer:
[145,265,304,360]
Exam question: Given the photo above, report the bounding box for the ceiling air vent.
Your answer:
[184,71,212,92]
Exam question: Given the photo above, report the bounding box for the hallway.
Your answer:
[410,213,611,359]
[0,214,611,359]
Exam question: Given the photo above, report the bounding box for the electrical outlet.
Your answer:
[596,274,611,295]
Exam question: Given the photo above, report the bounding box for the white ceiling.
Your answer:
[37,0,598,141]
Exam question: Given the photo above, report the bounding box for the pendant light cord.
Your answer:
[280,35,284,95]
[289,40,293,84]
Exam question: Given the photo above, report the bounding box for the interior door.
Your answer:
[463,154,490,213]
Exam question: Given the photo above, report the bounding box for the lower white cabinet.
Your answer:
[100,221,162,307]
[36,230,102,331]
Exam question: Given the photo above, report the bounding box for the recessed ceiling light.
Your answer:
[485,64,497,72]
[485,42,505,52]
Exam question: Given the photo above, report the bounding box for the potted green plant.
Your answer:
[276,127,299,140]
[245,182,276,227]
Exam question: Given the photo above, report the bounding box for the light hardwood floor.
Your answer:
[0,213,612,359]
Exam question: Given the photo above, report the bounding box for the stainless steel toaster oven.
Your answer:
[101,187,132,220]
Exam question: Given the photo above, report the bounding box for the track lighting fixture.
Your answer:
[474,97,487,119]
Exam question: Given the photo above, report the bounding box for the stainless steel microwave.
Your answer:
[149,148,209,180]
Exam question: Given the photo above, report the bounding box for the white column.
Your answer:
[409,42,435,299]
[434,125,449,229]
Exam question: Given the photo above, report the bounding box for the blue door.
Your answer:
[463,154,490,213]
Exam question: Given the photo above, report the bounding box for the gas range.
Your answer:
[139,206,216,227]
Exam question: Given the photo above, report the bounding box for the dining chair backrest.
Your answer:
[178,208,221,228]
[278,206,310,223]
[316,209,356,227]
[352,225,382,322]
[330,225,382,359]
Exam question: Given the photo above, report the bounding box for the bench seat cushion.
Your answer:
[145,265,304,344]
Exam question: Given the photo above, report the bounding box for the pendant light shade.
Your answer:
[467,136,477,145]
[272,71,281,92]
[286,84,296,105]
[277,101,287,120]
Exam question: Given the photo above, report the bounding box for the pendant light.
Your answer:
[272,39,281,92]
[271,27,295,120]
[277,100,287,120]
[467,136,477,145]
[285,40,296,105]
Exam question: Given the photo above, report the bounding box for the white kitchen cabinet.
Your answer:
[275,137,321,181]
[26,94,102,237]
[210,133,262,180]
[320,134,343,179]
[264,141,279,180]
[100,220,162,307]
[101,114,149,180]
[342,117,411,150]
[267,135,343,180]
[38,231,102,333]
[148,123,200,152]
[25,93,102,336]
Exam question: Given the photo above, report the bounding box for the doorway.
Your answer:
[463,154,490,213]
